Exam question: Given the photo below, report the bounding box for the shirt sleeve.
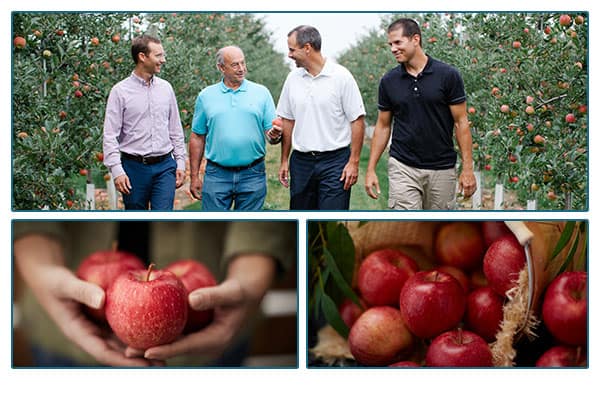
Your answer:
[168,86,187,171]
[445,67,467,105]
[102,86,126,178]
[222,221,297,276]
[377,76,393,111]
[341,70,366,122]
[191,92,208,136]
[275,74,294,120]
[262,87,277,131]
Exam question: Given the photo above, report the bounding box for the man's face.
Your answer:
[387,29,419,63]
[219,48,247,86]
[141,42,166,74]
[287,33,307,68]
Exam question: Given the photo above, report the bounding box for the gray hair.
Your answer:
[216,45,244,68]
[288,25,321,51]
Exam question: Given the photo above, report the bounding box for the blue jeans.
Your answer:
[121,155,176,210]
[289,147,351,210]
[202,160,267,211]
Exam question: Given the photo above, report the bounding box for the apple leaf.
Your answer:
[555,228,580,276]
[550,221,576,260]
[323,247,362,308]
[325,222,355,289]
[321,292,350,339]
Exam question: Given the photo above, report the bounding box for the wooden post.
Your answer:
[107,173,118,210]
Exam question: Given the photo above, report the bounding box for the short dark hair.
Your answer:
[288,25,321,51]
[131,35,161,64]
[388,18,422,46]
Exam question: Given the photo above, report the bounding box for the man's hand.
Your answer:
[114,174,132,195]
[340,160,359,191]
[278,161,290,188]
[190,176,203,201]
[459,170,477,198]
[175,169,185,189]
[266,124,282,145]
[365,169,381,199]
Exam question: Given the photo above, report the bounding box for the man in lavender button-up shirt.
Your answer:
[103,35,186,210]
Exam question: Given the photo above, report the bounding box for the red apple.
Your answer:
[400,270,466,339]
[388,360,420,367]
[348,306,414,366]
[535,345,586,367]
[500,104,510,113]
[76,250,145,321]
[512,41,521,49]
[165,259,217,333]
[465,287,505,342]
[338,298,366,329]
[533,135,545,144]
[105,265,188,350]
[559,14,572,27]
[435,265,469,293]
[272,117,282,128]
[565,113,576,123]
[13,36,26,48]
[357,248,418,307]
[483,235,526,296]
[434,222,485,271]
[481,221,513,248]
[542,271,587,346]
[425,329,493,367]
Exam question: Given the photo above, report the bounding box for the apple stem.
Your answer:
[146,263,155,282]
[457,327,463,345]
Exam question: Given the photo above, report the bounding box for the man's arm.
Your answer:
[340,115,366,190]
[365,110,393,199]
[450,102,476,197]
[189,133,206,200]
[278,118,295,187]
[168,88,187,188]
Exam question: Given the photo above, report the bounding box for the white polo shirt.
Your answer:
[276,59,366,152]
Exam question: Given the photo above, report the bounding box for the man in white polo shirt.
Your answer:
[276,25,366,210]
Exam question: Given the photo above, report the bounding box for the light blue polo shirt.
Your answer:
[191,79,276,167]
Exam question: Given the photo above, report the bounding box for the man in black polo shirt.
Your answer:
[365,18,476,210]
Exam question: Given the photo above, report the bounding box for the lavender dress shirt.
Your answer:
[103,72,186,178]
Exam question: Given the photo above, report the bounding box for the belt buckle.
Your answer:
[141,156,149,165]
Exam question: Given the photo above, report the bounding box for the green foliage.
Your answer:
[338,12,588,210]
[308,221,358,339]
[12,12,289,209]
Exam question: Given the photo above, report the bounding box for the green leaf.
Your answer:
[556,230,580,275]
[551,221,576,260]
[323,247,362,307]
[321,292,349,339]
[325,222,355,288]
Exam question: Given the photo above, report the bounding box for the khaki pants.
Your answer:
[387,157,457,210]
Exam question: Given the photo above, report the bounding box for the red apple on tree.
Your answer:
[542,271,587,346]
[425,329,493,367]
[165,259,217,333]
[483,235,526,296]
[400,270,466,339]
[535,345,586,367]
[357,248,418,307]
[76,249,145,321]
[13,36,26,49]
[348,306,414,366]
[559,14,572,27]
[464,287,505,342]
[434,222,485,271]
[105,264,188,350]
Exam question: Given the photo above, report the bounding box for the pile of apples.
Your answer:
[341,222,587,367]
[76,250,217,350]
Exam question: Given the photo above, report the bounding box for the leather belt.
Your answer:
[121,152,172,165]
[295,147,348,157]
[207,157,264,172]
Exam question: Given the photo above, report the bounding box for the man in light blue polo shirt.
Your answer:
[189,46,281,211]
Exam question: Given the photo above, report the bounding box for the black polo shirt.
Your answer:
[378,56,466,170]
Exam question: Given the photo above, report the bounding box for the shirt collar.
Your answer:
[130,71,155,86]
[301,58,334,78]
[398,55,434,78]
[219,78,248,93]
